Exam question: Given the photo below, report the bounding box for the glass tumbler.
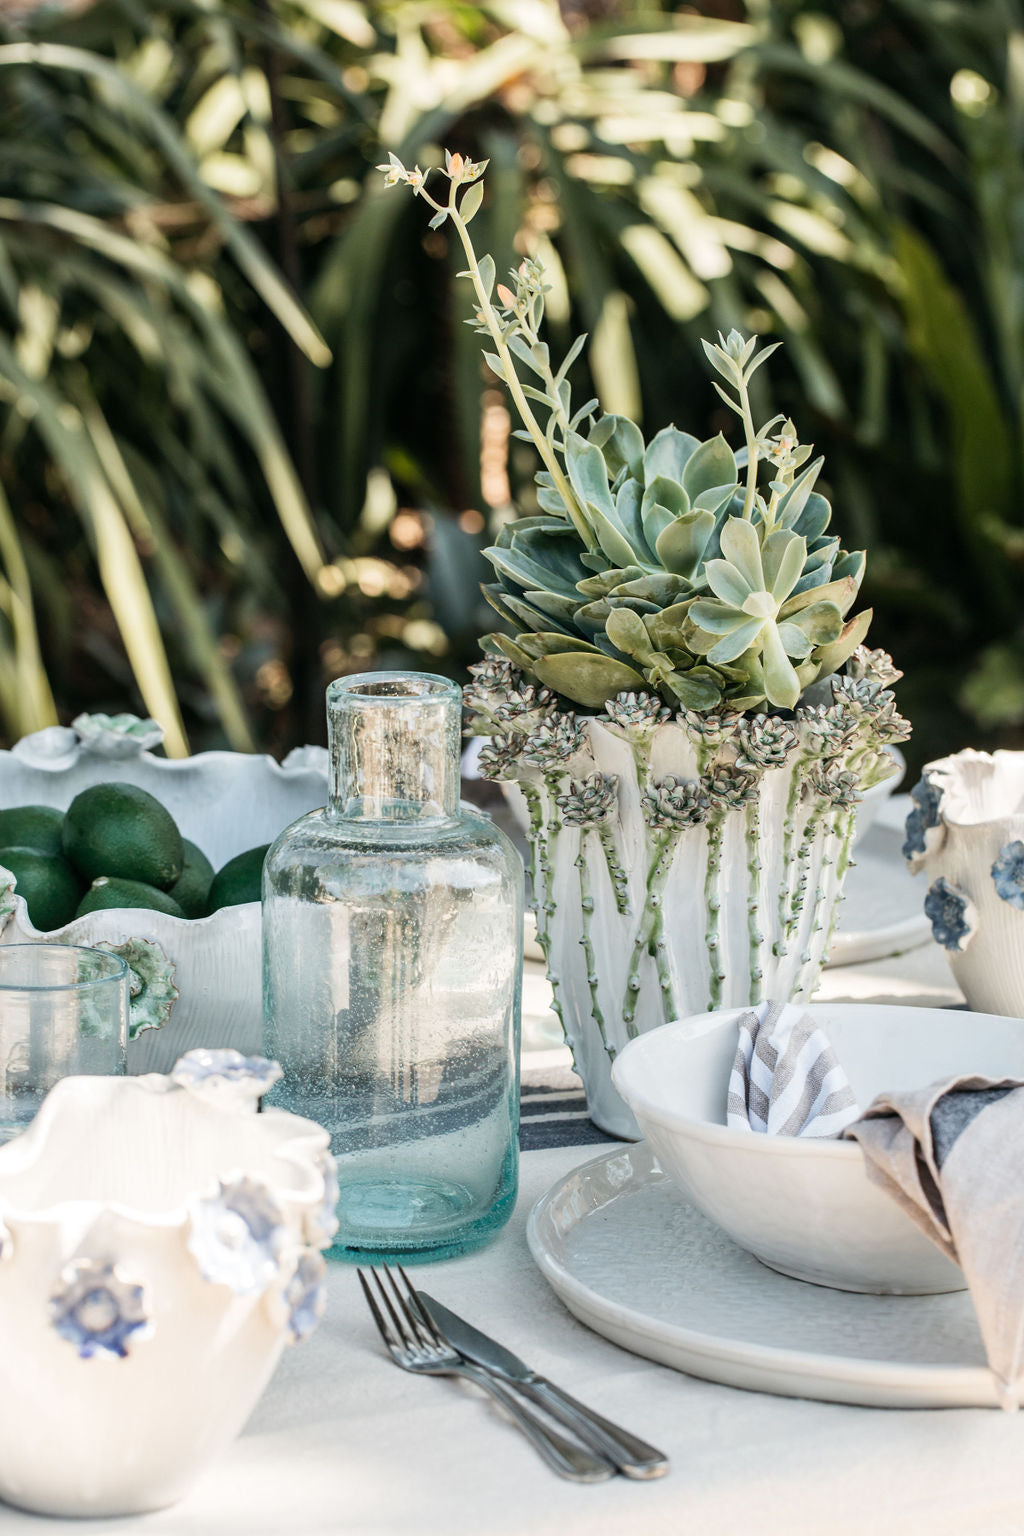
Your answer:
[0,945,130,1143]
[263,672,524,1263]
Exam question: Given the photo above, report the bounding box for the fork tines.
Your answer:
[357,1263,443,1355]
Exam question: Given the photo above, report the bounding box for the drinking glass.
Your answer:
[0,945,130,1143]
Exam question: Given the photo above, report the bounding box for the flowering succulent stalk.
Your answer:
[380,151,876,717]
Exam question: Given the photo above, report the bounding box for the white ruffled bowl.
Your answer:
[0,734,327,1072]
[0,1050,336,1518]
[611,1002,1024,1295]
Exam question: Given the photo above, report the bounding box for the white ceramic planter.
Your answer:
[904,748,1024,1016]
[469,663,908,1136]
[0,732,327,1072]
[0,1049,336,1518]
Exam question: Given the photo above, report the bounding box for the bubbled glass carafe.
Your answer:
[262,672,523,1262]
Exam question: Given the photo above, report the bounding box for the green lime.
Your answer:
[169,838,215,920]
[63,783,183,891]
[0,846,83,932]
[76,877,185,919]
[206,845,270,912]
[0,805,65,858]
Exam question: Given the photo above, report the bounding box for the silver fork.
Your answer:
[357,1266,614,1483]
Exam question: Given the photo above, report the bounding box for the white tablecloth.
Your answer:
[11,796,1015,1536]
[11,1140,1022,1536]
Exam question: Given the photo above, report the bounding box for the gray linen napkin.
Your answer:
[726,999,861,1138]
[847,1076,1024,1409]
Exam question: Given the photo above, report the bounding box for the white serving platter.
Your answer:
[527,1142,1006,1410]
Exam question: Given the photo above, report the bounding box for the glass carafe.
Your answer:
[262,672,523,1262]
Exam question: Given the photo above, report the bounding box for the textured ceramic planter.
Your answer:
[0,1049,336,1518]
[469,659,908,1136]
[904,749,1024,1016]
[0,726,327,1072]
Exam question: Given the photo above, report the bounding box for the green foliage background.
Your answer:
[0,0,1021,772]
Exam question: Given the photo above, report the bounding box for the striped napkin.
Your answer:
[726,999,861,1138]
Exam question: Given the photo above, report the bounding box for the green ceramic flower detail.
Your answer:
[93,937,178,1040]
[476,733,522,782]
[642,776,710,828]
[520,714,586,769]
[680,708,741,746]
[847,646,903,688]
[600,692,671,730]
[703,765,761,811]
[735,713,798,770]
[555,773,619,829]
[806,763,861,807]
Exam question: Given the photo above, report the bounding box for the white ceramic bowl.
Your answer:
[611,1002,1024,1295]
[0,747,327,1072]
[0,1051,335,1518]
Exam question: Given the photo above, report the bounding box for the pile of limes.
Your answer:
[0,786,269,932]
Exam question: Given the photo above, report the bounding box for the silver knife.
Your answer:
[416,1291,669,1480]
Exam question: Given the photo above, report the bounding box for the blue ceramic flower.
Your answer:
[992,841,1024,910]
[50,1259,150,1360]
[903,774,944,866]
[305,1153,340,1248]
[924,877,976,953]
[188,1175,287,1294]
[282,1250,327,1343]
[172,1049,282,1107]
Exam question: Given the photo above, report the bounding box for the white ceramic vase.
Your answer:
[0,1049,336,1518]
[0,726,328,1071]
[904,748,1024,1016]
[469,661,907,1136]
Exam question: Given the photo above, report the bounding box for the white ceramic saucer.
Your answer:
[527,1142,1006,1410]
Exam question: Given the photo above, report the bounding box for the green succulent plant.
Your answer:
[380,152,872,713]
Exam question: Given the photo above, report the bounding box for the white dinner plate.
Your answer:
[527,1142,1006,1409]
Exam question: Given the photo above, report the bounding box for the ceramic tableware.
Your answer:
[611,1002,1024,1294]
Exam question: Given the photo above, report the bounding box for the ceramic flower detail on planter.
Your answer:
[383,150,910,1135]
[171,1047,283,1108]
[187,1175,288,1295]
[924,877,977,953]
[992,841,1024,910]
[50,1259,150,1360]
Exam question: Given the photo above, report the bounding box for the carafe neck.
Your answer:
[327,672,462,824]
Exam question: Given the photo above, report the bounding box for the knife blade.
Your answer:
[416,1291,669,1480]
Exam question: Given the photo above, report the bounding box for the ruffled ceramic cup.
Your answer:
[0,1049,338,1518]
[904,748,1024,1015]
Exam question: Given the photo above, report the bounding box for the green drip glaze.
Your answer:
[786,796,824,942]
[598,825,630,915]
[776,757,808,952]
[621,828,676,1038]
[577,844,613,1059]
[745,799,764,1002]
[519,778,568,1047]
[704,811,726,1008]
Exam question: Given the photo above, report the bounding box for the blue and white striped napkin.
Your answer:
[726,999,861,1138]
